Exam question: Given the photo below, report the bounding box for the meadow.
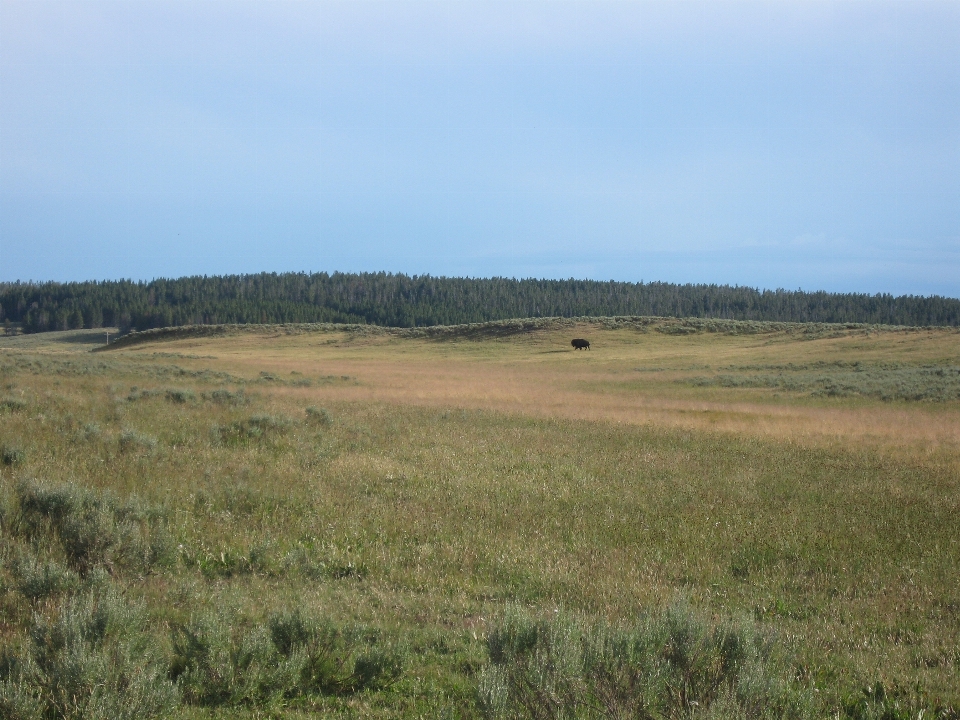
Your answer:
[0,317,958,718]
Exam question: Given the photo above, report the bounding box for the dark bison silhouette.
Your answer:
[571,338,590,350]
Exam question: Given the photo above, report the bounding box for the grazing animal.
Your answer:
[571,338,590,350]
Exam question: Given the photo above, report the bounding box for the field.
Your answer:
[1,318,959,718]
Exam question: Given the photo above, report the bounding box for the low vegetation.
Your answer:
[690,362,960,401]
[0,320,957,717]
[479,603,814,720]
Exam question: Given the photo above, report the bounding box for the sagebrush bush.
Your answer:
[79,423,101,442]
[125,386,196,403]
[0,663,45,720]
[211,413,291,445]
[11,555,79,601]
[165,387,197,403]
[206,388,247,405]
[170,608,404,707]
[0,397,27,413]
[247,414,291,432]
[305,405,332,425]
[12,480,174,576]
[1,444,25,466]
[16,480,84,534]
[58,504,117,575]
[479,603,813,720]
[0,583,178,720]
[118,429,157,453]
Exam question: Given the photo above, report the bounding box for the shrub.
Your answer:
[169,614,247,705]
[57,503,118,575]
[352,646,405,691]
[15,480,79,534]
[246,414,289,432]
[0,397,27,413]
[114,521,176,572]
[478,603,813,720]
[125,387,158,401]
[12,480,174,577]
[125,387,196,403]
[688,364,960,402]
[164,388,196,404]
[206,388,246,405]
[1,585,178,720]
[11,556,79,601]
[0,664,44,720]
[211,414,291,445]
[170,609,403,706]
[80,423,101,441]
[1,444,25,466]
[305,406,332,425]
[118,430,157,453]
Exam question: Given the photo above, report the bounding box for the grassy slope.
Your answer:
[1,321,958,717]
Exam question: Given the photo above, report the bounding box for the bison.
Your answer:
[571,338,590,350]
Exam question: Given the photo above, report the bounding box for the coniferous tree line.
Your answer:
[2,272,959,333]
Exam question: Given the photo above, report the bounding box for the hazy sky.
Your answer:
[1,1,958,295]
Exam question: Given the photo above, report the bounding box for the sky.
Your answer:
[1,1,958,296]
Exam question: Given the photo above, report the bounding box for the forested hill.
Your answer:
[2,273,959,333]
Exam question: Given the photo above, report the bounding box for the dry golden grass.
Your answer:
[106,322,960,454]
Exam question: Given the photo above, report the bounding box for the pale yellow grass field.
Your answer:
[102,324,960,455]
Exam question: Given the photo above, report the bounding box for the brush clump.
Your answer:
[479,603,813,720]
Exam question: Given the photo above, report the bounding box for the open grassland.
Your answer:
[1,319,958,718]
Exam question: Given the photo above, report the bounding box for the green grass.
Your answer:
[0,322,958,717]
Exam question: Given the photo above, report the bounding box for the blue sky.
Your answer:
[1,1,958,295]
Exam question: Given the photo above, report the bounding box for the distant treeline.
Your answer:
[2,272,959,333]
